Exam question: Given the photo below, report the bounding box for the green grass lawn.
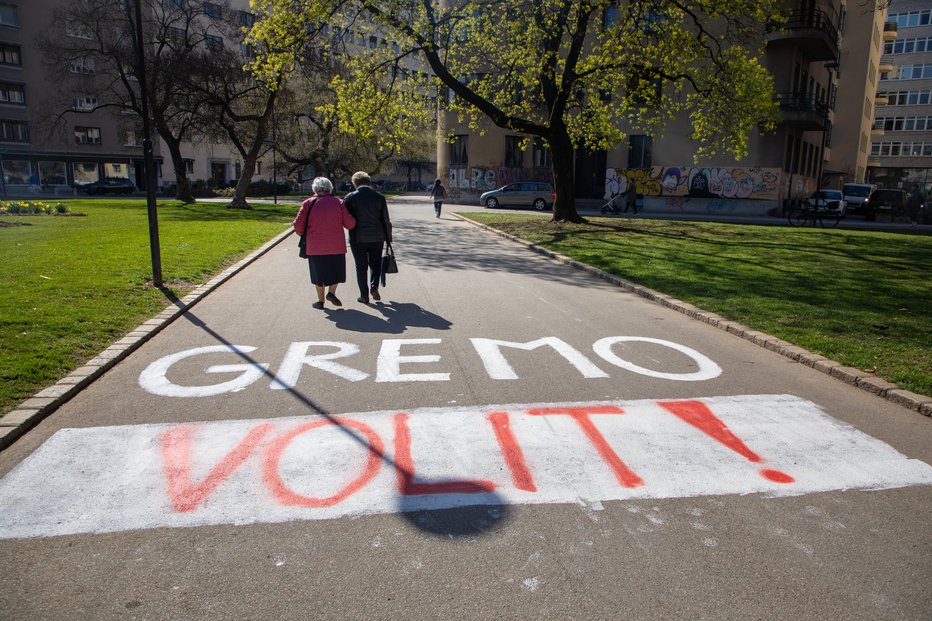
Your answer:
[0,199,296,414]
[461,212,932,397]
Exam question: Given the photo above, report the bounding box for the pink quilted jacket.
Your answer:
[292,194,356,255]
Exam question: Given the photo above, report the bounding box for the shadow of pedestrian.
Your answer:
[324,301,452,333]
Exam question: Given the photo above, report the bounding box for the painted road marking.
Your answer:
[138,336,723,397]
[1,394,930,539]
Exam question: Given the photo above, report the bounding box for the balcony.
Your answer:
[879,55,896,74]
[871,127,885,137]
[875,93,889,106]
[775,92,830,130]
[765,9,840,61]
[883,21,898,42]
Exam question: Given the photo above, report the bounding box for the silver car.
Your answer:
[480,182,554,211]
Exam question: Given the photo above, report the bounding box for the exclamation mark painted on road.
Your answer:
[657,400,794,484]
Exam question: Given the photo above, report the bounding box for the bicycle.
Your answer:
[786,199,842,228]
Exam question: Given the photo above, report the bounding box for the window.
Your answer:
[533,137,552,168]
[450,135,468,165]
[890,10,932,29]
[203,2,222,19]
[505,136,523,168]
[205,34,222,49]
[104,163,125,177]
[2,159,30,184]
[66,20,93,39]
[184,158,194,174]
[122,129,140,146]
[0,4,18,27]
[0,43,20,66]
[73,95,98,111]
[39,161,67,185]
[71,57,96,74]
[0,119,27,142]
[73,162,99,185]
[0,82,24,104]
[163,0,186,9]
[167,27,186,42]
[74,126,101,144]
[602,4,618,30]
[238,11,255,27]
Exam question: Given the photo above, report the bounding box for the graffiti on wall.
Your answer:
[449,167,552,191]
[607,167,781,200]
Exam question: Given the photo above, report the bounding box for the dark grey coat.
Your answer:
[343,186,392,244]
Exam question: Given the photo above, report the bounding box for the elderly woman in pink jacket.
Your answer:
[293,177,356,310]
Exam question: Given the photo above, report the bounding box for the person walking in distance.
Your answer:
[292,177,356,310]
[343,171,392,304]
[429,178,448,218]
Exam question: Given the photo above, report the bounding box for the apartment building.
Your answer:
[0,0,139,194]
[438,1,886,215]
[869,0,932,194]
[0,0,270,196]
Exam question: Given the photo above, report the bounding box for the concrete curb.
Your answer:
[0,227,295,451]
[453,213,932,418]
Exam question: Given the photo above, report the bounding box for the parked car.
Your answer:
[81,177,136,195]
[841,182,876,215]
[805,189,847,217]
[480,182,554,211]
[863,188,907,221]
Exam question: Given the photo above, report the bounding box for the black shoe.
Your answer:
[312,301,324,310]
[357,296,369,304]
[370,287,381,301]
[325,293,342,306]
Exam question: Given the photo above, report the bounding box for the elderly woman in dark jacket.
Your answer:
[343,171,392,304]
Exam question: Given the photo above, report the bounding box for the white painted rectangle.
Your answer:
[0,394,930,539]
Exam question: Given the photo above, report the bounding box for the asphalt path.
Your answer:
[1,195,930,620]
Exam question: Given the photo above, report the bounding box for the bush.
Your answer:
[0,201,71,215]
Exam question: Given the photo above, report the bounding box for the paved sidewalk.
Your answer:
[1,194,930,620]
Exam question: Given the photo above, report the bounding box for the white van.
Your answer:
[842,183,876,214]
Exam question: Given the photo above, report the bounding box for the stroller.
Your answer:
[600,193,624,215]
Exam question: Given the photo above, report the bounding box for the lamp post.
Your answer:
[127,0,162,287]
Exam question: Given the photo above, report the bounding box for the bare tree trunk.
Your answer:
[160,134,196,203]
[227,148,258,209]
[549,128,584,223]
[226,90,279,209]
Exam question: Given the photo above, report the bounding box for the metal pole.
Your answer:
[0,150,6,199]
[128,0,162,287]
[272,123,277,204]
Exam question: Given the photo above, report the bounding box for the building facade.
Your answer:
[869,0,932,195]
[0,0,274,197]
[438,1,889,215]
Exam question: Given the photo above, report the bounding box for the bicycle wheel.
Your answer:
[787,207,809,226]
[819,211,841,228]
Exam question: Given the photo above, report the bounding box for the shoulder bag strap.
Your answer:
[304,197,318,237]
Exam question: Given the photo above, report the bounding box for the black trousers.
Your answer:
[350,241,383,297]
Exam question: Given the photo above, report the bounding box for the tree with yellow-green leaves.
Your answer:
[247,0,783,222]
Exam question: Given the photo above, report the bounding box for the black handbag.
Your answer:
[381,243,398,274]
[297,198,318,258]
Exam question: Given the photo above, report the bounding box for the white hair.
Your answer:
[312,177,333,194]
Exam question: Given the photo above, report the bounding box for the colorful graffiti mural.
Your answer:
[607,167,781,201]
